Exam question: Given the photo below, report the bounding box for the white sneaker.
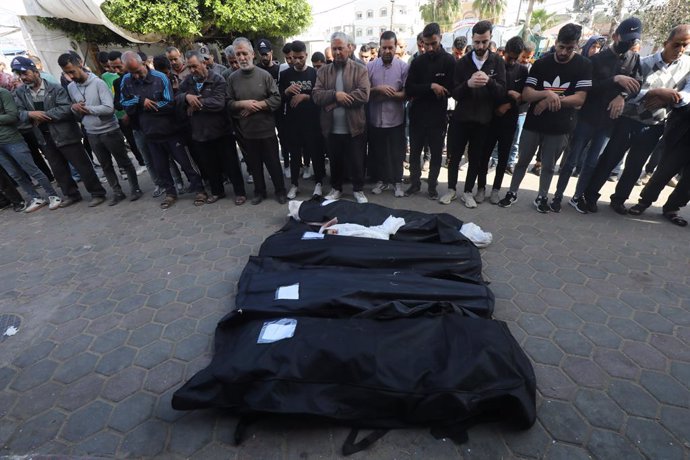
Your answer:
[247,175,254,184]
[25,197,47,213]
[284,167,291,179]
[302,166,313,179]
[439,190,457,205]
[353,191,368,204]
[372,181,390,195]
[313,183,323,197]
[325,189,341,200]
[474,188,485,203]
[48,195,62,210]
[461,191,477,208]
[394,183,404,197]
[135,165,147,176]
[490,189,500,205]
[287,185,299,199]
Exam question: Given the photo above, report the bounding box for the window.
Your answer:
[356,29,362,37]
[398,7,407,15]
[380,27,386,34]
[366,10,373,18]
[356,11,362,19]
[380,8,387,17]
[366,27,373,36]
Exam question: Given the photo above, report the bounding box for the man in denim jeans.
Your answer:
[0,87,60,212]
[60,53,143,206]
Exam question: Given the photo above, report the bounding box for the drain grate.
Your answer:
[0,314,21,343]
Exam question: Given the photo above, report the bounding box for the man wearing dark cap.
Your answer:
[257,39,280,82]
[583,21,690,215]
[552,17,643,213]
[12,56,107,208]
[199,45,227,74]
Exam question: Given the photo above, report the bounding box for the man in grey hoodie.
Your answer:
[59,53,142,205]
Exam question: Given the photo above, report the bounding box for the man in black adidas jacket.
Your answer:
[440,20,506,208]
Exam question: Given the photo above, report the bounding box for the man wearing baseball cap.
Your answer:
[257,39,280,82]
[12,56,107,208]
[582,20,690,215]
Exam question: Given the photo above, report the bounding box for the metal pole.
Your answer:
[390,0,395,31]
[515,0,523,26]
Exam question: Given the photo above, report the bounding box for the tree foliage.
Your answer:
[205,0,312,37]
[530,8,558,31]
[471,0,507,23]
[638,0,690,44]
[419,0,461,31]
[101,0,202,37]
[37,17,132,46]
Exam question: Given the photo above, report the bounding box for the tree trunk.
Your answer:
[522,0,536,40]
[607,0,625,41]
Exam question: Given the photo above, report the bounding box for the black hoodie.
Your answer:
[451,51,506,125]
[405,48,455,127]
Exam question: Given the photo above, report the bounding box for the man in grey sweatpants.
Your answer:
[59,52,142,206]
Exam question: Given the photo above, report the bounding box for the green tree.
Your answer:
[522,0,546,39]
[471,0,507,23]
[419,0,461,31]
[639,0,690,45]
[530,8,558,31]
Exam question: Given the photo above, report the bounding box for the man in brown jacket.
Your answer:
[312,32,370,203]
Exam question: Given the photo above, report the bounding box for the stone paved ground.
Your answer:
[0,165,688,460]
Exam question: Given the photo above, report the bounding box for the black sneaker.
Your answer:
[549,198,562,213]
[585,197,598,213]
[404,184,420,196]
[498,191,518,208]
[569,197,588,214]
[534,196,550,213]
[610,201,627,215]
[13,201,26,212]
[427,187,439,200]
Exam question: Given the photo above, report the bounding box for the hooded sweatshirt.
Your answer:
[67,72,119,135]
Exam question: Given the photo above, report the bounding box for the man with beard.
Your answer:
[257,39,280,82]
[279,40,325,199]
[227,37,287,205]
[404,23,455,198]
[221,45,240,81]
[12,56,107,208]
[165,46,191,81]
[551,18,643,213]
[120,51,204,209]
[59,53,142,205]
[178,51,246,205]
[498,23,592,213]
[440,20,506,208]
[481,36,528,204]
[368,30,409,198]
[312,32,370,203]
[583,23,690,214]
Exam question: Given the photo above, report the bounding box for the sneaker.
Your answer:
[302,166,313,179]
[569,197,588,214]
[439,190,457,205]
[534,196,550,213]
[505,165,514,175]
[427,187,439,200]
[48,195,62,210]
[394,183,404,197]
[607,175,618,182]
[549,198,561,213]
[610,201,627,215]
[498,191,518,208]
[628,203,647,216]
[353,191,368,204]
[325,189,342,200]
[586,199,598,213]
[130,189,143,201]
[474,188,485,203]
[24,197,46,213]
[276,193,288,205]
[120,170,128,181]
[422,159,429,172]
[461,191,477,208]
[404,184,420,196]
[313,183,323,197]
[284,167,291,179]
[287,185,299,199]
[109,193,126,206]
[372,181,390,195]
[13,201,26,212]
[152,186,163,198]
[247,175,254,184]
[490,189,500,204]
[668,176,678,188]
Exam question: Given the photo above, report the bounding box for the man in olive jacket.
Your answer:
[312,32,370,203]
[12,56,106,207]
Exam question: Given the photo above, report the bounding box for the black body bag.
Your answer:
[236,256,495,319]
[259,224,484,284]
[172,312,536,453]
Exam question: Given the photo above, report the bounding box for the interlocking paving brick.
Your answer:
[60,400,113,443]
[518,314,555,338]
[639,370,689,407]
[588,428,645,460]
[134,340,174,369]
[0,367,17,391]
[553,330,593,357]
[650,334,690,362]
[119,419,168,457]
[562,356,607,389]
[10,359,59,392]
[108,392,156,433]
[593,349,639,379]
[608,380,659,418]
[625,416,684,460]
[5,409,66,453]
[102,367,146,402]
[538,400,588,444]
[72,430,121,457]
[523,337,563,366]
[144,360,185,394]
[162,317,197,341]
[51,334,93,361]
[533,364,577,400]
[621,341,667,371]
[90,328,130,354]
[173,333,211,362]
[546,442,592,460]
[169,412,216,457]
[56,374,104,411]
[127,323,164,347]
[53,352,99,385]
[573,389,625,431]
[670,362,690,389]
[572,303,608,324]
[95,346,137,376]
[12,341,56,368]
[503,420,551,459]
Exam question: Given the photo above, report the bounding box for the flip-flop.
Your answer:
[160,195,177,209]
[234,196,247,206]
[663,212,688,227]
[206,194,224,204]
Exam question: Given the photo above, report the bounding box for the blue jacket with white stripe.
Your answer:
[120,68,176,140]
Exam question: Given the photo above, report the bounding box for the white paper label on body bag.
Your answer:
[258,318,297,343]
[275,283,299,300]
[301,231,325,240]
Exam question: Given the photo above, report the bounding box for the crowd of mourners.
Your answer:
[0,17,689,225]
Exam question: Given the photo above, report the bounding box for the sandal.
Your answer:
[206,194,224,204]
[160,195,177,209]
[628,204,647,216]
[194,192,208,206]
[663,212,688,227]
[234,195,247,206]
